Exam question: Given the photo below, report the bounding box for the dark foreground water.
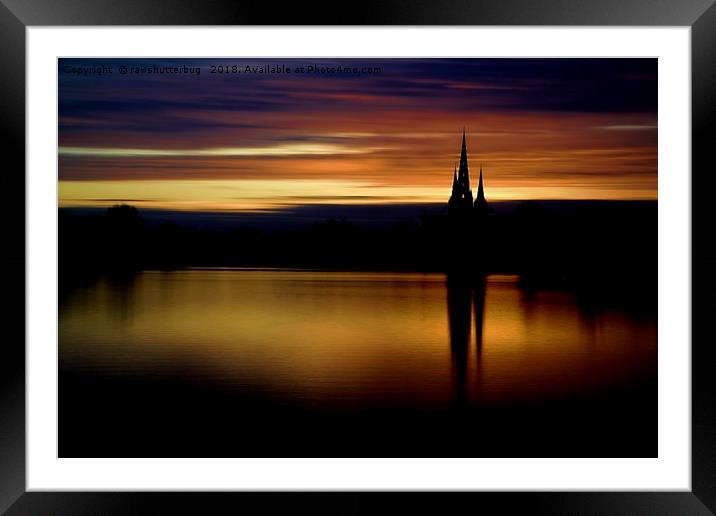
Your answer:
[59,269,657,457]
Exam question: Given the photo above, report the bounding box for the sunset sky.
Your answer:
[58,58,657,212]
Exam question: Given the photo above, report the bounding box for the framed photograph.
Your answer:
[2,0,713,514]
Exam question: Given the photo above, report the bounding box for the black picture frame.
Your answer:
[1,1,713,514]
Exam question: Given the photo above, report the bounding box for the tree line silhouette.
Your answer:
[59,201,656,303]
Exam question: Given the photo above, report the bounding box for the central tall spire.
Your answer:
[448,127,488,224]
[448,129,474,216]
[458,128,470,191]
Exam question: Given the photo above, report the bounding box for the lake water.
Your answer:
[59,269,657,457]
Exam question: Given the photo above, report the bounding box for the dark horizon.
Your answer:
[60,198,657,305]
[59,198,657,228]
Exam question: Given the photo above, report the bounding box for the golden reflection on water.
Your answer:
[59,270,656,409]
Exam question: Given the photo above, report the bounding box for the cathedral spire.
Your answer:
[458,129,470,191]
[448,128,475,216]
[476,164,485,202]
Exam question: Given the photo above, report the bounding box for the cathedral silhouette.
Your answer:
[448,129,488,225]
